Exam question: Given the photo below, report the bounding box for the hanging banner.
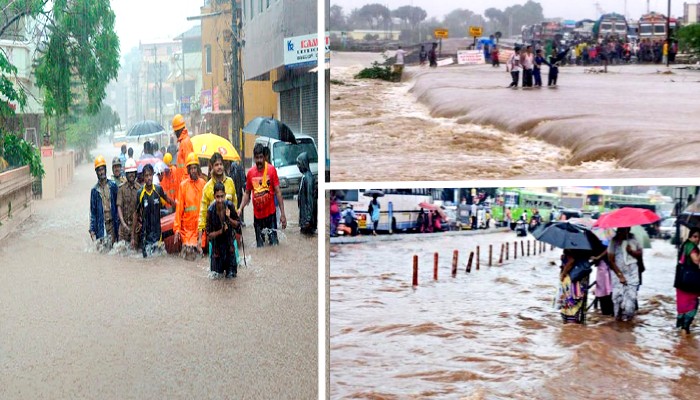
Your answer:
[180,96,190,115]
[213,87,219,112]
[457,50,486,65]
[201,89,212,114]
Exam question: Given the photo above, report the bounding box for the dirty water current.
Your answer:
[330,52,700,181]
[0,141,317,399]
[330,231,700,399]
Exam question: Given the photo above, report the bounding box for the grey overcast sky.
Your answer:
[331,0,686,21]
[111,0,202,57]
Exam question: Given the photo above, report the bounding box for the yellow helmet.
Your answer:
[163,152,173,165]
[172,114,186,131]
[94,155,106,169]
[185,152,199,167]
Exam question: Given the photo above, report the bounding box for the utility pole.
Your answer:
[231,0,244,163]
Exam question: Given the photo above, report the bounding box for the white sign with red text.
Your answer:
[457,50,486,65]
[284,32,330,67]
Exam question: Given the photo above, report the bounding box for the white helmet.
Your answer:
[124,158,137,173]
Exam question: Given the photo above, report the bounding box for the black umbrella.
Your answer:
[127,120,166,137]
[242,117,297,144]
[677,212,700,229]
[363,190,385,197]
[532,221,604,252]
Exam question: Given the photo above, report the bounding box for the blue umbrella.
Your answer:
[242,117,297,144]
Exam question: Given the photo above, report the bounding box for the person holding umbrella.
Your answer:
[606,227,643,322]
[534,221,601,324]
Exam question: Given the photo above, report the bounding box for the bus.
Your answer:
[593,13,628,42]
[340,189,435,233]
[492,188,559,224]
[560,187,588,210]
[583,189,654,215]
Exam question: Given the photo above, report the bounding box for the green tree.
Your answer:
[34,0,120,117]
[357,3,391,30]
[330,4,346,31]
[677,23,700,55]
[392,5,427,43]
[442,9,485,38]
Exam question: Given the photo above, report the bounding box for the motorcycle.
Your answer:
[515,220,528,237]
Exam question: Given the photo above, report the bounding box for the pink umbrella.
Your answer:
[593,207,660,229]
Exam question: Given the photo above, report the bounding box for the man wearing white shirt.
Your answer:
[393,46,407,81]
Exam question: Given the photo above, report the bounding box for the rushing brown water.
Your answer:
[330,230,700,399]
[0,140,317,399]
[330,52,700,181]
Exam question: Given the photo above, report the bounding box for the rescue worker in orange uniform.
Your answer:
[159,152,179,203]
[174,152,206,260]
[172,114,194,184]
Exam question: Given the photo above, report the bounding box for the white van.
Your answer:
[253,134,318,198]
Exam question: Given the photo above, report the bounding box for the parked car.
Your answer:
[658,217,677,240]
[253,135,318,198]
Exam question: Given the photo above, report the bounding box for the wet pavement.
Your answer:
[330,51,700,181]
[330,230,700,399]
[0,141,317,399]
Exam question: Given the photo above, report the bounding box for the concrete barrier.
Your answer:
[40,146,75,200]
[0,165,33,242]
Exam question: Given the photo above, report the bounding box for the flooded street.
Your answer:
[0,141,317,399]
[330,230,700,399]
[330,51,700,181]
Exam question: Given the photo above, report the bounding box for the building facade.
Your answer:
[685,2,700,23]
[241,0,319,148]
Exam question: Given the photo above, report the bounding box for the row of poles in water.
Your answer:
[412,239,554,286]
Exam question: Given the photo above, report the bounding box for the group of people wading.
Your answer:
[557,227,700,334]
[88,114,317,279]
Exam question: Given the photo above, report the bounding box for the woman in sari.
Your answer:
[558,249,592,324]
[607,227,643,321]
[675,228,700,334]
[592,245,614,316]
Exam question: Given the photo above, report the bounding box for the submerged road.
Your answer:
[330,51,700,181]
[0,142,317,399]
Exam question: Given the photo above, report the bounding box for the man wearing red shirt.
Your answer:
[238,143,286,247]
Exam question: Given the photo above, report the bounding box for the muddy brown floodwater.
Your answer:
[0,140,317,399]
[330,52,700,181]
[330,231,700,399]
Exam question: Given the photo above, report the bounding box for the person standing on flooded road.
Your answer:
[238,143,286,247]
[533,49,545,87]
[172,114,194,184]
[558,249,592,324]
[521,45,534,88]
[428,42,438,68]
[607,227,643,321]
[198,152,237,251]
[368,194,381,236]
[90,155,119,248]
[133,164,173,258]
[419,45,427,66]
[111,157,126,185]
[393,46,406,81]
[206,182,241,279]
[506,47,521,88]
[175,152,206,260]
[674,228,700,334]
[297,152,316,235]
[117,158,140,247]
